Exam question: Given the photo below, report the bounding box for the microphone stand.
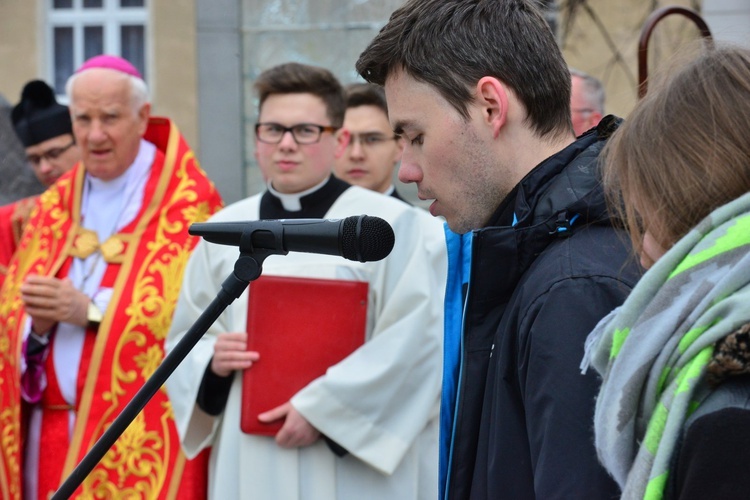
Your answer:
[52,240,275,499]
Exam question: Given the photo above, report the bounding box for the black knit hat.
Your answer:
[11,80,72,147]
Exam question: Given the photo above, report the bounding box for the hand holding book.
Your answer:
[257,402,321,447]
[241,275,368,436]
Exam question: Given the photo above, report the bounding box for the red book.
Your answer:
[240,275,368,435]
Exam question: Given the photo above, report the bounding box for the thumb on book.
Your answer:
[258,401,291,423]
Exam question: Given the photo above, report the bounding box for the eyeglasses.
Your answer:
[346,133,399,149]
[255,123,338,145]
[571,108,594,114]
[27,140,76,166]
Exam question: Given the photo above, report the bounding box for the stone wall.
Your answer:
[0,95,43,205]
[239,0,409,200]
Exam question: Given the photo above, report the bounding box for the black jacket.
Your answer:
[442,117,642,499]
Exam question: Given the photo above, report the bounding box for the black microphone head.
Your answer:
[341,215,394,262]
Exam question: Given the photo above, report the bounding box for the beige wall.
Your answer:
[0,1,39,104]
[0,1,735,160]
[0,1,199,150]
[561,0,704,119]
[151,0,199,150]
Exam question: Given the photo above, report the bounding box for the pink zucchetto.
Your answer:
[76,54,142,79]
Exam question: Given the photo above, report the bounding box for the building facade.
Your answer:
[0,0,747,204]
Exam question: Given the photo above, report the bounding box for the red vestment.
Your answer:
[0,196,38,289]
[0,117,223,499]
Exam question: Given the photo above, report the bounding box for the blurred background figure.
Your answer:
[569,68,605,136]
[0,80,80,287]
[0,94,41,206]
[334,83,406,201]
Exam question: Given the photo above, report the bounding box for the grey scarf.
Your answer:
[581,191,750,499]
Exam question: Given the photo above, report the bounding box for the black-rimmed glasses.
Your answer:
[255,123,338,145]
[27,140,76,166]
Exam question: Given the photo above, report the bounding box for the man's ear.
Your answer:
[137,102,151,136]
[476,77,508,138]
[334,128,351,159]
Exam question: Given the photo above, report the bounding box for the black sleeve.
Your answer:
[671,407,750,500]
[196,360,234,416]
[323,436,349,457]
[26,332,51,357]
[519,276,627,499]
[196,361,350,457]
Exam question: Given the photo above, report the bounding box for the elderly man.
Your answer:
[0,80,80,287]
[570,68,606,136]
[333,83,406,201]
[0,55,222,499]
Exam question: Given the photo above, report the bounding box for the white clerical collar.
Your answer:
[75,139,155,298]
[266,176,329,212]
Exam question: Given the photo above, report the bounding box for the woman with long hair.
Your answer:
[583,45,750,499]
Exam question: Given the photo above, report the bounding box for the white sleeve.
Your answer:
[291,208,447,475]
[164,236,239,458]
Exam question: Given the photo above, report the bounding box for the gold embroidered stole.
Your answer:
[0,117,223,499]
[0,196,39,288]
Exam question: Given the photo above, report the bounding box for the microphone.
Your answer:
[189,214,395,262]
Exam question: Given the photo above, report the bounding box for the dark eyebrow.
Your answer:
[357,130,388,136]
[392,121,409,136]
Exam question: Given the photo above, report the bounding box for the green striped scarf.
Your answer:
[582,191,750,499]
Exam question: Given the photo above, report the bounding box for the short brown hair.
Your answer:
[254,62,346,127]
[355,0,571,139]
[344,83,388,115]
[603,44,750,255]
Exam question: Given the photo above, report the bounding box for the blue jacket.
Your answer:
[440,117,642,499]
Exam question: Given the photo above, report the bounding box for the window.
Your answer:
[47,0,148,95]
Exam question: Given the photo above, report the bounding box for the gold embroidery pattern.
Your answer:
[83,413,165,499]
[80,148,219,497]
[0,177,73,499]
[100,237,127,263]
[70,227,132,264]
[71,227,100,259]
[1,185,68,318]
[134,345,164,382]
[10,196,38,245]
[0,407,20,499]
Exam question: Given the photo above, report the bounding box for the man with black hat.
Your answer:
[0,80,80,286]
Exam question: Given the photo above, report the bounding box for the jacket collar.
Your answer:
[469,116,621,297]
[488,115,621,231]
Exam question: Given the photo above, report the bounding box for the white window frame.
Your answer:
[47,0,149,98]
